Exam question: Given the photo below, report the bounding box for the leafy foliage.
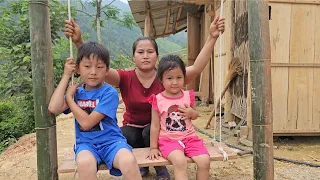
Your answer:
[76,0,136,43]
[0,0,68,95]
[0,95,34,153]
[0,0,68,152]
[0,0,187,153]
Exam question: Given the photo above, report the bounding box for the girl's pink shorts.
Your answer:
[158,136,209,159]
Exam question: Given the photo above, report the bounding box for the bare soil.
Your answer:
[0,105,319,180]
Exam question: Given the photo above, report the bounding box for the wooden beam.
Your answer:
[176,17,188,23]
[164,2,171,34]
[199,4,212,104]
[134,4,185,15]
[176,23,187,30]
[154,32,173,39]
[174,7,183,33]
[271,63,320,67]
[273,129,320,134]
[269,0,320,5]
[145,0,156,38]
[184,0,215,5]
[186,13,200,91]
[144,10,151,37]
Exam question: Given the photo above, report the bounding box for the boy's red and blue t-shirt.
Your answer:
[64,83,126,144]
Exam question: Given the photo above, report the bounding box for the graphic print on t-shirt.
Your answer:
[165,105,187,132]
[77,99,102,132]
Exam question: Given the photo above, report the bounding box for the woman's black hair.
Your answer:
[157,55,186,81]
[132,37,159,56]
[76,41,110,68]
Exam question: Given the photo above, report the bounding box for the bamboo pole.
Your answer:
[29,0,58,179]
[248,0,274,179]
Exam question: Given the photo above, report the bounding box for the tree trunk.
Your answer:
[96,0,102,44]
[29,0,58,179]
[248,0,274,179]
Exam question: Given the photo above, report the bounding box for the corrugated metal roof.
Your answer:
[128,0,203,38]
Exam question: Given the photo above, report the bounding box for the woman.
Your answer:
[64,16,225,180]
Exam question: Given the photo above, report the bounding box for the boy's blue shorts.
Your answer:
[74,141,133,176]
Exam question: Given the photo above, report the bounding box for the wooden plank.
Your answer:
[287,4,316,131]
[269,0,320,5]
[186,13,200,91]
[313,5,320,130]
[269,3,291,132]
[271,63,320,67]
[58,145,237,174]
[273,129,320,134]
[199,4,212,104]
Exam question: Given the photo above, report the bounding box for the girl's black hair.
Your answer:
[132,37,159,56]
[76,41,110,68]
[157,55,186,81]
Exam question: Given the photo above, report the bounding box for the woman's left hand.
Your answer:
[210,16,225,38]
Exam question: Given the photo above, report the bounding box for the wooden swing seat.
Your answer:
[58,142,237,174]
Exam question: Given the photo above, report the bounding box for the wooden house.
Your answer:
[128,0,320,136]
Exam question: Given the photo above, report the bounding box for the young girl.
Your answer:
[148,55,210,180]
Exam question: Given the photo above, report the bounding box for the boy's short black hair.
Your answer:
[157,55,186,81]
[76,41,110,68]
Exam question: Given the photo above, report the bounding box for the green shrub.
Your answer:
[0,94,34,153]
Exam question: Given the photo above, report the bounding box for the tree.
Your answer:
[0,0,69,153]
[0,0,68,96]
[76,0,136,43]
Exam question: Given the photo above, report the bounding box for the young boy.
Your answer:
[48,42,142,180]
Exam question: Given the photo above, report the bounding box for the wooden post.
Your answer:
[144,10,151,37]
[248,0,274,179]
[186,13,200,91]
[199,4,212,104]
[29,0,58,179]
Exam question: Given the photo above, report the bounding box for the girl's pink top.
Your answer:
[148,90,197,140]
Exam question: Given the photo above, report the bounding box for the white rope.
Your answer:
[67,0,77,177]
[68,0,74,85]
[218,0,228,161]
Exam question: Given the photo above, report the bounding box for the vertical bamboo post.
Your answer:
[248,0,274,179]
[29,0,58,179]
[144,10,151,37]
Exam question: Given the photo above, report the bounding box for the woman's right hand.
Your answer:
[64,19,82,45]
[63,57,77,77]
[147,148,162,160]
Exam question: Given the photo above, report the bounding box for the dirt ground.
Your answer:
[0,104,319,180]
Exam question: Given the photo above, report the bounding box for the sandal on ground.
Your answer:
[154,166,171,180]
[140,167,149,177]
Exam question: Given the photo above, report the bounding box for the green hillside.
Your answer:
[71,0,187,58]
